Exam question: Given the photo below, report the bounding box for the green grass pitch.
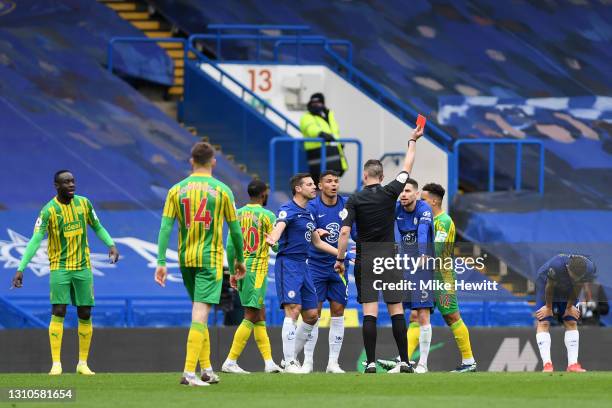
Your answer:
[1,372,611,408]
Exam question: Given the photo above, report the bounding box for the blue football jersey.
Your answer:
[276,200,316,261]
[395,200,434,258]
[307,195,348,270]
[537,254,596,292]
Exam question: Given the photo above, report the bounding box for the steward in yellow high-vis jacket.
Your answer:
[299,93,348,183]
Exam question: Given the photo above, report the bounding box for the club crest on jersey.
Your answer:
[278,210,287,220]
[339,209,348,220]
[413,218,418,225]
[288,290,296,299]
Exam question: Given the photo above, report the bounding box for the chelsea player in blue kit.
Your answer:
[534,254,596,373]
[395,179,435,373]
[265,173,338,374]
[300,170,351,374]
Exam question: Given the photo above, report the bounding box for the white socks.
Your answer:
[536,332,552,364]
[537,330,580,366]
[294,322,316,362]
[418,324,432,367]
[328,316,344,365]
[564,330,579,365]
[282,317,297,363]
[303,321,319,364]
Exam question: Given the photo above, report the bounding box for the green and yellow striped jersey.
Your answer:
[34,195,100,271]
[433,211,456,256]
[162,173,238,268]
[433,211,456,280]
[227,204,275,285]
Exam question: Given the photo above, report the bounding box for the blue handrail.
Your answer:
[190,26,454,150]
[208,24,311,32]
[269,137,362,193]
[449,139,545,203]
[188,33,350,63]
[107,37,186,75]
[207,24,311,61]
[379,152,405,164]
[186,39,301,135]
[273,38,353,65]
[322,47,453,148]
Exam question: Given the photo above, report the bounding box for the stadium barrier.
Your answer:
[2,327,611,373]
[268,137,363,194]
[448,139,545,203]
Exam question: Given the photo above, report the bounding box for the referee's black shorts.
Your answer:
[354,242,405,304]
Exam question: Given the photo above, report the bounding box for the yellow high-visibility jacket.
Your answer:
[299,110,348,171]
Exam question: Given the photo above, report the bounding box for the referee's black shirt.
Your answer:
[342,171,410,246]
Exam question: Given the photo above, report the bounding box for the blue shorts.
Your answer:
[404,267,434,310]
[309,263,348,306]
[535,276,577,322]
[275,257,318,310]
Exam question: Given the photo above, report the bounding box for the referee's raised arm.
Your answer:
[403,125,424,173]
[334,125,424,267]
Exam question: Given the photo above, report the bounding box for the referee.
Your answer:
[335,125,424,374]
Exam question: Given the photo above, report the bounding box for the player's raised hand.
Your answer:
[564,305,581,320]
[229,275,238,289]
[11,271,23,289]
[109,246,119,264]
[234,261,247,280]
[334,260,345,276]
[154,265,167,287]
[535,305,553,320]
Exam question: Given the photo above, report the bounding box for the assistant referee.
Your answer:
[334,125,424,374]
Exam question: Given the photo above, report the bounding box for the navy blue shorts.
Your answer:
[404,267,434,310]
[535,276,577,322]
[309,264,348,306]
[275,257,318,310]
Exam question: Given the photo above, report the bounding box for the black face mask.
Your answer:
[308,104,325,115]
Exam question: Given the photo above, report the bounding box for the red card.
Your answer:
[416,114,427,129]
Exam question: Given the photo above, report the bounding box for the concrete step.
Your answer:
[174,68,184,77]
[107,2,137,11]
[168,86,183,96]
[118,11,149,20]
[166,49,184,58]
[145,31,172,38]
[132,20,160,30]
[173,77,184,86]
[158,42,183,49]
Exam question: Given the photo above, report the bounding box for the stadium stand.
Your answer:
[0,0,255,327]
[145,0,611,324]
[1,0,609,328]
